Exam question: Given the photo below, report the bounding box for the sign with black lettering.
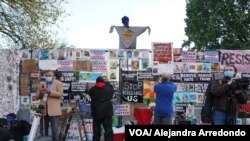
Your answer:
[220,50,250,73]
[181,73,197,82]
[122,80,143,103]
[196,73,213,82]
[113,104,130,116]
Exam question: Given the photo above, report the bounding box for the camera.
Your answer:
[233,78,250,90]
[40,77,46,81]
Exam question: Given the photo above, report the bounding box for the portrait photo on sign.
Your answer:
[108,70,118,81]
[117,50,125,58]
[109,49,117,58]
[133,50,140,58]
[109,61,118,70]
[182,63,190,73]
[131,60,139,70]
[126,50,132,58]
[196,93,204,104]
[211,63,220,72]
[174,63,183,73]
[152,67,158,73]
[141,59,149,70]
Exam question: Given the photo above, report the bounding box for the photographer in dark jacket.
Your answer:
[211,65,248,125]
[88,76,114,141]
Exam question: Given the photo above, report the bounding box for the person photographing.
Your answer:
[87,76,114,141]
[38,70,63,141]
[211,65,248,125]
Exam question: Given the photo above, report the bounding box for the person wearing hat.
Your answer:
[88,76,114,141]
[153,73,177,125]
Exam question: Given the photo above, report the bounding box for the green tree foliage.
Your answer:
[0,0,68,49]
[183,0,250,51]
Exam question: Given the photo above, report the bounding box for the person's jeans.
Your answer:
[50,116,60,141]
[92,117,113,141]
[212,109,226,125]
[153,115,173,125]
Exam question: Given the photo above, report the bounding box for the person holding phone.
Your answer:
[38,70,63,141]
[211,65,248,125]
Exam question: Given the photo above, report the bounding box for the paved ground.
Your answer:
[34,136,53,141]
[32,126,53,141]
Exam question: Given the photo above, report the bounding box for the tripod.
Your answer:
[59,99,89,141]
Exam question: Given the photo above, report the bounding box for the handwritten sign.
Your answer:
[122,80,143,103]
[113,104,130,116]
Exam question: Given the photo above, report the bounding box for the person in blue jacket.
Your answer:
[153,73,177,125]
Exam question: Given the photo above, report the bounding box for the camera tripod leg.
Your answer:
[75,101,84,141]
[59,101,89,141]
[60,112,73,141]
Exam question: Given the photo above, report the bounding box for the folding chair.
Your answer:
[133,108,153,125]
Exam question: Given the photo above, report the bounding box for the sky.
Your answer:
[57,0,187,50]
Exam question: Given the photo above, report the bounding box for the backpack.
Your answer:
[201,80,222,123]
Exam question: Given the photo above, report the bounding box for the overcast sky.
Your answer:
[57,0,187,50]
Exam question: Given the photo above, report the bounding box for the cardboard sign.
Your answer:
[22,59,37,74]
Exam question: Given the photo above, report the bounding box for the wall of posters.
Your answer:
[0,48,250,125]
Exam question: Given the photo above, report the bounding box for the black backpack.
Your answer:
[200,80,213,123]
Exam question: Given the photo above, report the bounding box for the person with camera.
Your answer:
[211,65,248,125]
[87,76,114,141]
[38,70,63,141]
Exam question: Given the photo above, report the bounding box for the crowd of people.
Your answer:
[0,64,249,141]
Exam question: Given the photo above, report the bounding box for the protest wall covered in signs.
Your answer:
[1,47,250,125]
